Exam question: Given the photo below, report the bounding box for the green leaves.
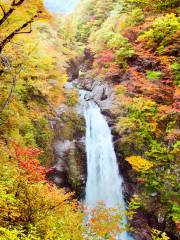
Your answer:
[138,13,180,53]
[171,62,180,87]
[146,71,162,81]
[170,202,180,222]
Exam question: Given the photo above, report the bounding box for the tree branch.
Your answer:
[0,4,6,16]
[0,7,14,26]
[15,22,32,34]
[0,59,23,113]
[0,15,37,53]
[0,0,25,26]
[12,0,25,7]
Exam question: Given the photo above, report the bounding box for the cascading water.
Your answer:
[84,100,132,240]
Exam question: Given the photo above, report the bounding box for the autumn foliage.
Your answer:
[86,203,125,240]
[0,0,179,239]
[126,156,153,172]
[13,144,46,182]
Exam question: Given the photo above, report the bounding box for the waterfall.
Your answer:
[84,101,132,240]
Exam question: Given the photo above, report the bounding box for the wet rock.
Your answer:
[132,210,152,240]
[80,48,94,72]
[50,101,86,198]
[75,75,116,119]
[67,59,79,81]
[64,81,74,90]
[75,76,95,91]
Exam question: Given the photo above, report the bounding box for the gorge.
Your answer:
[0,0,179,239]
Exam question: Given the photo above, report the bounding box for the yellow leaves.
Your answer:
[114,85,126,97]
[151,229,170,240]
[131,97,157,113]
[126,156,153,172]
[86,202,125,240]
[116,116,137,135]
[0,142,85,239]
[64,89,79,107]
[149,121,158,132]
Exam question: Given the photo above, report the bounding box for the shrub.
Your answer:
[129,8,145,26]
[138,14,180,53]
[64,89,78,107]
[146,71,162,81]
[126,156,153,172]
[171,62,180,87]
[121,0,180,12]
[151,229,170,240]
[107,34,135,63]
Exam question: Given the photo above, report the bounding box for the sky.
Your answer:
[44,0,79,14]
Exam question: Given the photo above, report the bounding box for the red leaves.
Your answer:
[94,50,115,65]
[175,221,180,232]
[90,15,96,21]
[94,50,120,77]
[13,144,46,182]
[127,66,174,104]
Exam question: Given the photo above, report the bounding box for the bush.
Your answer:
[64,89,79,107]
[107,34,135,63]
[126,156,153,172]
[138,14,180,53]
[129,8,145,25]
[146,71,162,81]
[171,62,180,87]
[151,229,170,240]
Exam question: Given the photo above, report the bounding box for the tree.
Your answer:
[0,143,85,239]
[0,0,46,53]
[85,203,125,240]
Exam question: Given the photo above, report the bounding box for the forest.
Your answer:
[0,0,179,239]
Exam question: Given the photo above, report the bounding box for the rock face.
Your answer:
[74,77,115,115]
[48,89,87,197]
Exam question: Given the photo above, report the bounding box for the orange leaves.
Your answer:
[13,144,46,182]
[14,144,42,158]
[86,203,124,240]
[127,65,174,104]
[172,87,180,114]
[107,63,120,76]
[175,221,180,232]
[122,18,153,44]
[123,15,176,105]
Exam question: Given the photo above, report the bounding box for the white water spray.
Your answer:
[84,101,132,240]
